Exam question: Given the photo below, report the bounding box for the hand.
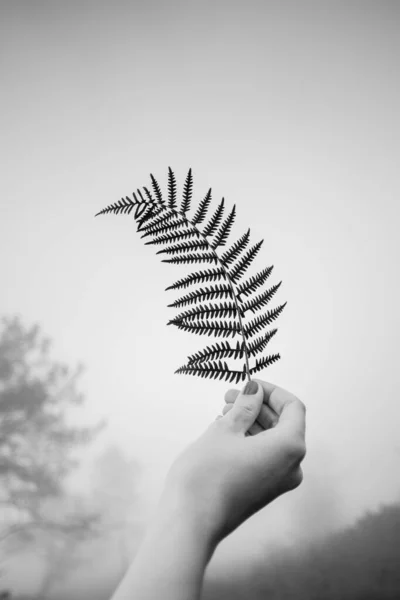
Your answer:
[163,379,306,544]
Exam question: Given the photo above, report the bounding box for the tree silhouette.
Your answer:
[0,314,104,540]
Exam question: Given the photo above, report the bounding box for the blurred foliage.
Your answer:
[0,314,105,541]
[203,501,400,600]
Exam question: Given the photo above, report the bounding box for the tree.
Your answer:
[0,314,105,542]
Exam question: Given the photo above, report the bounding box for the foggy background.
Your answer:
[1,1,399,598]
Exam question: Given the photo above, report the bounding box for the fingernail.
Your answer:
[242,380,258,395]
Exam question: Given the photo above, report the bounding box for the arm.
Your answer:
[109,489,217,600]
[110,379,306,600]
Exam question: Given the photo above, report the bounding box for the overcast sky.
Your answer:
[1,0,399,566]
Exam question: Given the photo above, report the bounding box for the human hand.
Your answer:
[223,380,280,435]
[162,379,306,545]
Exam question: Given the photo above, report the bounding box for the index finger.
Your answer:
[255,379,306,438]
[254,380,300,416]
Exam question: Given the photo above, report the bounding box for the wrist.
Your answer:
[158,480,221,555]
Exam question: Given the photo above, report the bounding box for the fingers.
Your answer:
[223,380,306,442]
[223,380,264,434]
[256,380,299,416]
[224,388,240,404]
[222,402,263,431]
[223,399,273,435]
[248,420,264,435]
[275,397,306,441]
[224,385,279,431]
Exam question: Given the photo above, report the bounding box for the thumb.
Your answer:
[224,380,263,434]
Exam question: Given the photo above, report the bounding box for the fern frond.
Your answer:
[168,284,233,308]
[229,240,264,284]
[169,301,238,323]
[211,205,236,249]
[95,195,139,217]
[135,203,154,223]
[141,216,188,239]
[136,205,165,229]
[143,186,156,205]
[144,228,201,246]
[247,329,278,357]
[180,168,193,213]
[162,252,218,265]
[202,198,225,237]
[170,319,241,338]
[241,282,282,314]
[156,240,208,256]
[249,353,281,374]
[168,167,177,209]
[175,361,247,384]
[236,266,274,298]
[192,189,212,225]
[244,303,287,338]
[220,229,250,266]
[187,340,244,364]
[95,168,287,384]
[138,207,175,232]
[165,268,227,291]
[151,174,164,204]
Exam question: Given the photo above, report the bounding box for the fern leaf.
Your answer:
[220,229,250,266]
[192,189,212,225]
[168,284,233,308]
[169,301,238,323]
[162,252,218,265]
[143,186,155,205]
[165,268,227,291]
[249,353,281,375]
[244,303,287,338]
[156,240,208,256]
[95,167,287,384]
[202,198,225,237]
[136,205,165,230]
[95,195,139,217]
[247,329,278,357]
[175,361,246,384]
[241,282,282,314]
[211,204,236,249]
[170,319,241,338]
[141,216,189,239]
[135,203,153,221]
[144,228,200,246]
[229,240,264,284]
[181,168,193,213]
[133,189,156,223]
[151,174,164,205]
[137,206,174,232]
[168,167,177,209]
[187,340,244,364]
[236,266,274,298]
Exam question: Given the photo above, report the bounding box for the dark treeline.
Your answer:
[203,501,400,600]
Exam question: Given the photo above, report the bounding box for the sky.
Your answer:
[1,0,400,576]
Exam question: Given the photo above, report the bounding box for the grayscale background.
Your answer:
[1,1,399,599]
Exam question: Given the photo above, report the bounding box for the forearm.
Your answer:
[110,492,218,600]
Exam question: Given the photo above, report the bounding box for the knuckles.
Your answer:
[238,402,258,418]
[282,436,307,463]
[296,398,306,414]
[286,467,304,491]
